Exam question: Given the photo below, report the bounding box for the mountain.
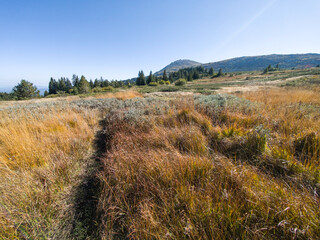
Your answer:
[155,54,320,75]
[202,53,320,72]
[155,59,202,76]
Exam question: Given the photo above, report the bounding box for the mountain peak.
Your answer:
[155,59,201,76]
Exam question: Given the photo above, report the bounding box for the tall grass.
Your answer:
[1,87,320,239]
[0,105,100,239]
[96,90,320,239]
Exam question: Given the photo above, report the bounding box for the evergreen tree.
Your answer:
[163,70,168,81]
[49,77,58,94]
[147,71,153,84]
[209,67,214,76]
[89,80,94,89]
[72,74,80,88]
[217,68,223,77]
[102,79,110,87]
[94,79,100,88]
[65,78,73,92]
[78,75,91,93]
[58,78,67,92]
[169,73,174,83]
[187,73,193,82]
[136,71,141,85]
[13,80,40,100]
[193,70,200,80]
[140,70,146,85]
[136,71,146,86]
[263,65,272,74]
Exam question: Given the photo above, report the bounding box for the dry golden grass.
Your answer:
[238,88,320,106]
[96,98,320,239]
[93,90,142,100]
[0,106,100,239]
[1,86,320,239]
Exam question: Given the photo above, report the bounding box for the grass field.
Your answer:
[1,69,320,239]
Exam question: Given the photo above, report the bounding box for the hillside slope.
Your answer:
[156,54,320,75]
[155,59,201,76]
[203,53,320,72]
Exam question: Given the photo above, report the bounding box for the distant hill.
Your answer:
[156,54,320,75]
[155,59,202,76]
[202,53,320,72]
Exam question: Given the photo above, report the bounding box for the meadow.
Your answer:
[1,70,320,239]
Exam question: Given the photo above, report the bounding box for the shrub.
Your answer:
[92,87,103,92]
[148,82,158,86]
[159,80,165,85]
[160,87,179,92]
[102,86,114,92]
[165,80,170,85]
[175,78,187,86]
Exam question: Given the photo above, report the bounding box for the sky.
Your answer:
[0,0,319,89]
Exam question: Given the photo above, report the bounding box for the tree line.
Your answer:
[48,75,127,95]
[0,66,223,100]
[135,66,222,86]
[0,75,128,101]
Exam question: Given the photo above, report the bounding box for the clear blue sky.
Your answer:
[0,0,319,89]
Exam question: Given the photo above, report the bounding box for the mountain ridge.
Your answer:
[155,59,202,76]
[155,53,320,75]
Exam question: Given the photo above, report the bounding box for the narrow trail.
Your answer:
[53,118,114,240]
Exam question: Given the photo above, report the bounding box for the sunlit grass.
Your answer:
[96,88,320,238]
[1,85,320,238]
[0,105,100,239]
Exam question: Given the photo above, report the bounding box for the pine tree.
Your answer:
[49,77,58,94]
[147,71,153,84]
[78,75,91,93]
[102,79,110,87]
[89,80,94,89]
[136,71,141,85]
[94,79,100,88]
[163,70,168,81]
[140,70,146,85]
[193,70,200,80]
[209,67,214,76]
[13,80,40,100]
[187,73,193,82]
[72,74,80,88]
[58,78,67,92]
[65,78,73,92]
[169,73,174,83]
[263,65,272,74]
[217,68,223,77]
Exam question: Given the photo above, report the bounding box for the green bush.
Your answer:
[102,86,114,92]
[175,78,187,86]
[165,81,170,85]
[93,87,103,93]
[159,80,165,85]
[148,82,158,86]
